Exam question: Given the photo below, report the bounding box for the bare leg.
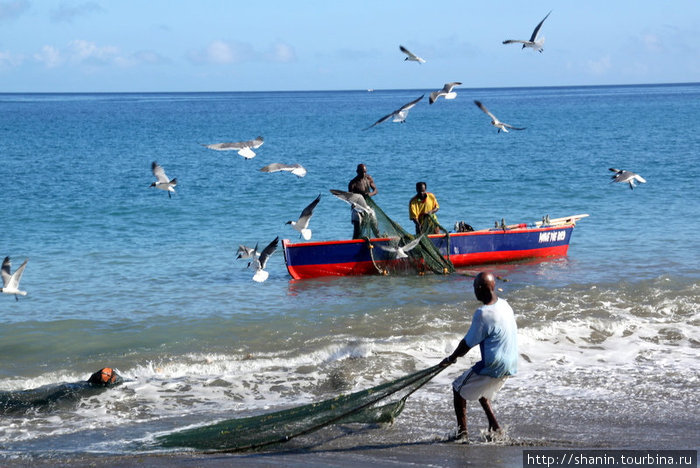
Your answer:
[479,397,500,432]
[453,389,467,437]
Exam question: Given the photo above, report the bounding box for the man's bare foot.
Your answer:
[450,430,469,443]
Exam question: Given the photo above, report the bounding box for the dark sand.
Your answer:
[4,444,534,468]
[4,393,697,467]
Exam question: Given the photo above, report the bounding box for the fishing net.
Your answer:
[357,196,454,276]
[156,364,444,452]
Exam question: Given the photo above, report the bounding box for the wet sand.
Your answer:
[6,444,531,468]
[8,429,697,468]
[5,395,698,467]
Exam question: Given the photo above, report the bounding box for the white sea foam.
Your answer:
[1,279,697,452]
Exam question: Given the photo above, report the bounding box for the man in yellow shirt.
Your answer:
[409,181,440,234]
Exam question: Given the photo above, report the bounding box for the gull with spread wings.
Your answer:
[329,189,375,217]
[429,82,462,104]
[150,161,177,198]
[201,136,264,159]
[236,244,259,260]
[365,95,424,130]
[503,11,551,53]
[250,237,279,283]
[286,194,321,240]
[474,100,526,133]
[380,235,424,259]
[399,45,426,63]
[260,163,307,178]
[1,257,28,301]
[609,168,647,190]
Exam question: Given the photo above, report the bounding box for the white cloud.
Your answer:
[188,40,254,65]
[0,0,29,21]
[68,39,120,66]
[113,50,169,68]
[130,50,169,65]
[34,45,63,68]
[188,40,295,65]
[205,40,236,64]
[30,41,168,69]
[0,49,22,68]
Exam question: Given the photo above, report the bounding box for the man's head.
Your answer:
[473,272,497,305]
[356,164,367,175]
[415,181,427,198]
[87,367,122,387]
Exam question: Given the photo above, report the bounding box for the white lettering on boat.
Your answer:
[538,231,566,243]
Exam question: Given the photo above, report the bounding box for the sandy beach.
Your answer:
[8,408,698,468]
[2,444,538,468]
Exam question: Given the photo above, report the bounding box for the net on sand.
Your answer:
[156,364,444,452]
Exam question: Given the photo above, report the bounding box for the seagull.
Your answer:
[201,136,264,159]
[250,237,279,283]
[503,11,551,53]
[399,45,426,64]
[329,189,375,217]
[1,257,28,301]
[364,95,424,130]
[260,163,307,178]
[380,235,424,259]
[236,244,259,260]
[609,168,647,190]
[286,194,321,240]
[474,100,526,133]
[429,82,462,104]
[150,161,177,198]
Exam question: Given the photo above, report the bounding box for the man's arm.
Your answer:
[366,175,378,196]
[427,193,439,215]
[440,339,471,367]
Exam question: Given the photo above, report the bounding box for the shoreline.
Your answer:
[5,425,697,468]
[7,443,698,468]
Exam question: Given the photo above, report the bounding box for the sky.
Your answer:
[0,0,698,92]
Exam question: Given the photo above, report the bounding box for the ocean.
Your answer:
[0,84,698,464]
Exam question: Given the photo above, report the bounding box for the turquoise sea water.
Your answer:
[0,84,698,459]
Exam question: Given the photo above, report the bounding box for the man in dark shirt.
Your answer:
[348,163,378,239]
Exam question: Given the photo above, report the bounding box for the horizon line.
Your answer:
[1,81,698,95]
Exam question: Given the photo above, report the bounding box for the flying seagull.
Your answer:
[429,82,462,104]
[236,244,259,260]
[1,257,28,301]
[201,136,264,159]
[380,235,424,259]
[399,45,426,64]
[503,11,551,53]
[609,168,646,190]
[364,95,424,130]
[329,189,375,217]
[250,237,279,283]
[260,163,307,178]
[286,194,321,240]
[150,161,177,198]
[474,100,527,133]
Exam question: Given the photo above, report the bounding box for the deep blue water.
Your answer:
[0,84,698,459]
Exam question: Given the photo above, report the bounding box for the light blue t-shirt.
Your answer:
[464,298,518,378]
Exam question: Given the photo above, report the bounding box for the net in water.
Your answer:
[156,364,443,452]
[355,195,454,276]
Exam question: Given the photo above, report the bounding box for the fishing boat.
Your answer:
[282,214,587,280]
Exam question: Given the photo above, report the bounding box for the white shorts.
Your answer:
[452,368,508,401]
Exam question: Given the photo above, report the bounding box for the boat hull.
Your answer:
[283,223,576,280]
